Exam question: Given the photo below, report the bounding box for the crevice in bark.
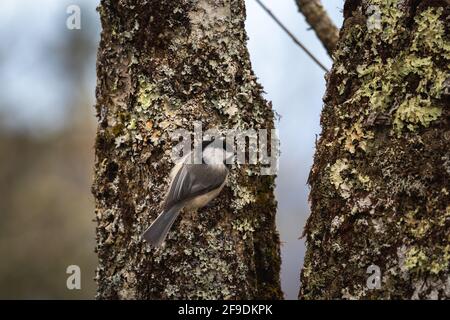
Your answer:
[300,0,450,299]
[93,0,282,300]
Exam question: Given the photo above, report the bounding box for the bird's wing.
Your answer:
[164,164,227,210]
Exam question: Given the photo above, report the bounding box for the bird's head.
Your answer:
[202,136,234,166]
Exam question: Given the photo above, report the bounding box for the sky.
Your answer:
[246,0,343,299]
[0,0,344,299]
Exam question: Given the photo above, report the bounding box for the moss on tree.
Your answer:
[93,0,282,299]
[300,0,449,299]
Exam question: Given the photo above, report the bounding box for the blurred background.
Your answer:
[0,0,343,299]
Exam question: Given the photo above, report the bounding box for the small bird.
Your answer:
[142,137,233,247]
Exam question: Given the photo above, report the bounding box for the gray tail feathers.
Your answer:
[142,204,183,247]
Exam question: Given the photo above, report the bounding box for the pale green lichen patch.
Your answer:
[393,96,442,132]
[412,7,450,56]
[332,4,448,135]
[228,173,257,211]
[429,245,450,275]
[232,218,256,240]
[300,0,450,300]
[339,122,374,153]
[369,0,406,44]
[329,159,351,199]
[400,244,450,276]
[137,78,158,111]
[94,0,282,300]
[329,158,371,199]
[126,118,137,130]
[403,246,428,272]
[153,222,253,299]
[349,51,445,134]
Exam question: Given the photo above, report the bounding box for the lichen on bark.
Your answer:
[300,0,449,299]
[92,0,282,299]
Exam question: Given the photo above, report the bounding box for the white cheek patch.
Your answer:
[203,147,226,165]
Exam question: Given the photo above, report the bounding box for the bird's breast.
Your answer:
[184,179,226,210]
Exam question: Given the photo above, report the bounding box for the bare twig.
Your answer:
[254,0,328,72]
[295,0,339,57]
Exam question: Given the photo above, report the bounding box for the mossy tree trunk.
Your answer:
[93,0,282,299]
[300,0,449,299]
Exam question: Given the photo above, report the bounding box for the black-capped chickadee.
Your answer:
[142,137,233,247]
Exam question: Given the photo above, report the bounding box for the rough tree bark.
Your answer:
[300,0,449,299]
[295,0,339,56]
[93,0,282,299]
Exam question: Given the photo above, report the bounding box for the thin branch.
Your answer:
[295,0,339,57]
[254,0,328,72]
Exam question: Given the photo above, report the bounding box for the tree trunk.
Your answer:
[93,0,282,299]
[300,0,449,299]
[294,0,339,57]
